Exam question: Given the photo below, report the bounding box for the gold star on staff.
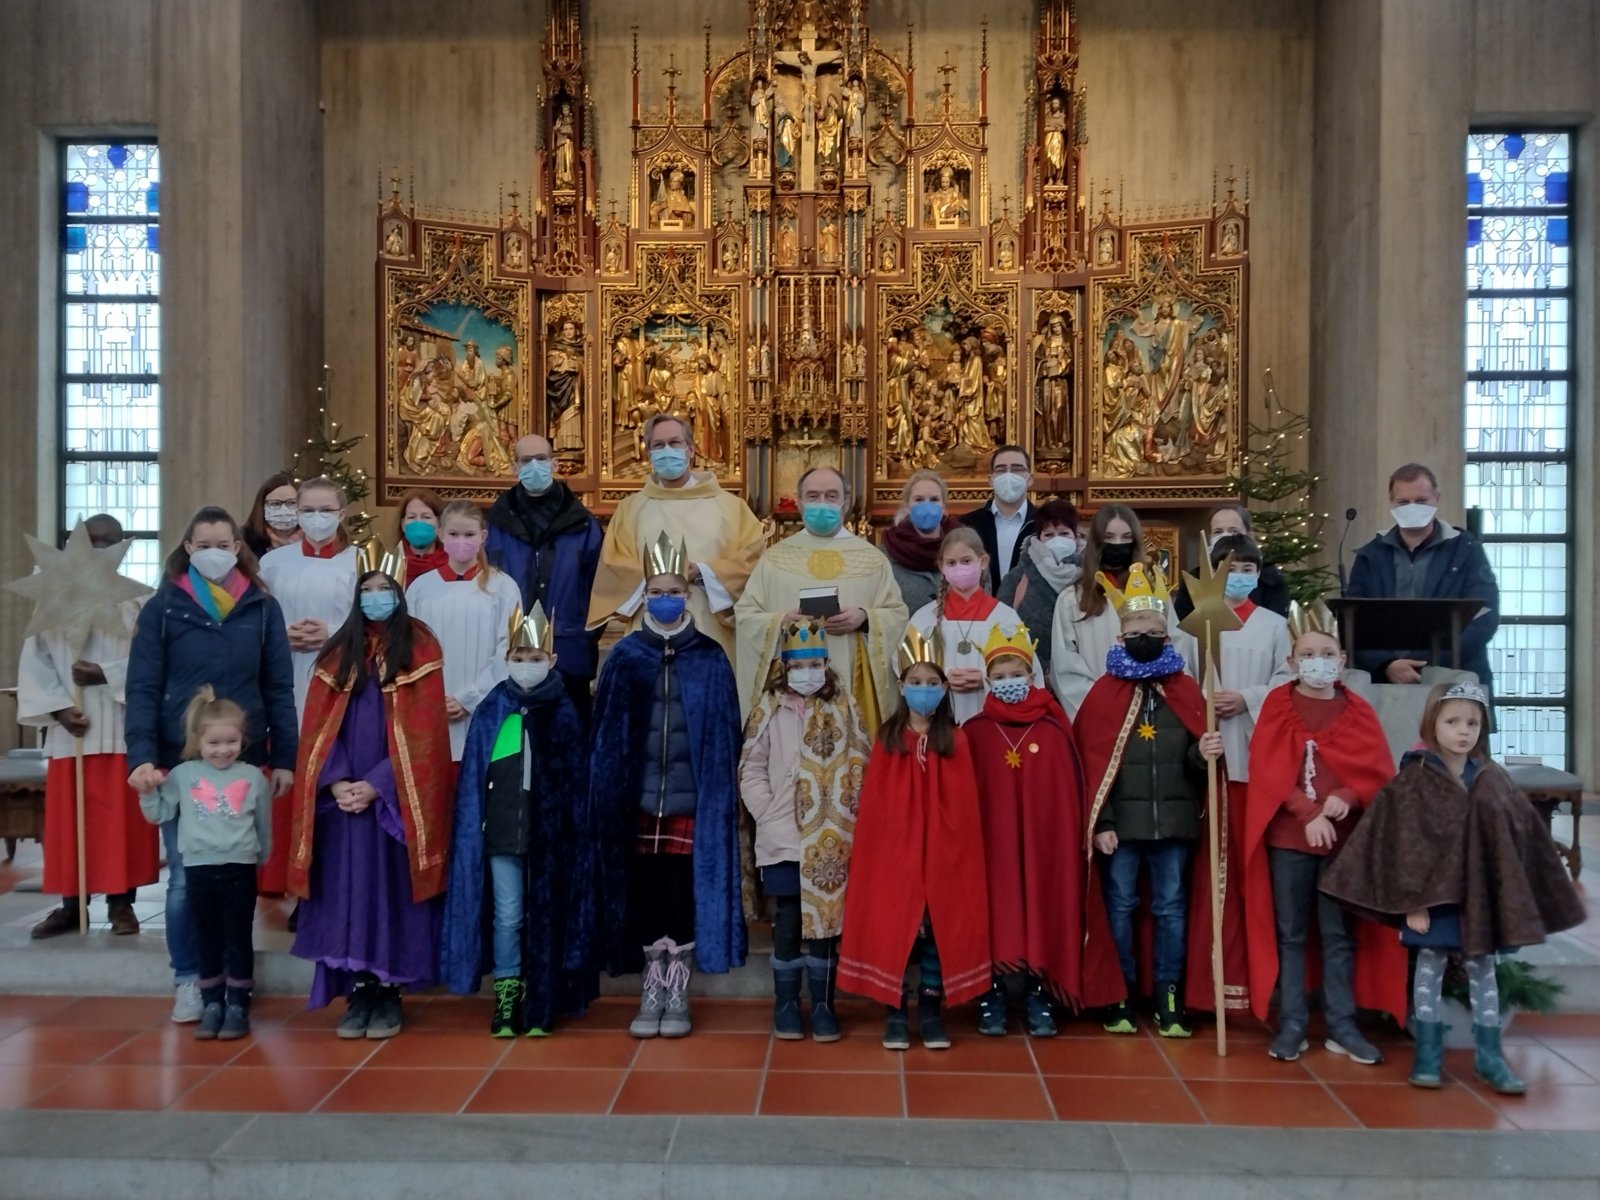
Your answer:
[5,522,152,656]
[1137,722,1157,741]
[1004,749,1023,768]
[1178,549,1243,672]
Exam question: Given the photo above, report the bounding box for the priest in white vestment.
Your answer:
[587,414,766,660]
[734,467,907,730]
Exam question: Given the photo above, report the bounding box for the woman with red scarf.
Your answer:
[964,625,1121,1036]
[880,469,962,614]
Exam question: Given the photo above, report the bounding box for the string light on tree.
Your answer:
[1224,368,1334,605]
[291,365,374,540]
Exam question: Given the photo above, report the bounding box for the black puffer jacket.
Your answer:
[1095,683,1205,841]
[637,623,699,820]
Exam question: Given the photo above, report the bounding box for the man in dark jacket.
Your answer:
[960,444,1036,593]
[1343,462,1500,694]
[486,433,603,722]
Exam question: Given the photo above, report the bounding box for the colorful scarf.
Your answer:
[1104,642,1188,680]
[186,566,240,622]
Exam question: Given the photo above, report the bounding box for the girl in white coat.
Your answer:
[404,500,522,760]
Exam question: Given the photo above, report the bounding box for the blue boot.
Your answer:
[772,956,805,1041]
[1409,1020,1445,1088]
[1473,1023,1527,1095]
[976,981,1008,1037]
[805,953,841,1043]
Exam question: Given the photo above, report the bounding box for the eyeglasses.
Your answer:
[650,438,689,451]
[646,588,688,599]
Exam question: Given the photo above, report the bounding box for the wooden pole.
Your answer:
[72,685,87,936]
[1203,623,1226,1057]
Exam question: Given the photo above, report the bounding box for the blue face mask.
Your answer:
[518,458,554,493]
[402,519,436,550]
[646,594,687,625]
[1224,570,1258,601]
[908,500,944,533]
[650,447,690,481]
[803,503,844,537]
[360,591,399,622]
[902,683,946,716]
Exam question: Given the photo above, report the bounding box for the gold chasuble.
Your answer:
[733,531,908,731]
[586,473,766,659]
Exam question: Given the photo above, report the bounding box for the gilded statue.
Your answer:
[553,102,576,189]
[925,166,969,227]
[817,214,840,263]
[546,319,585,456]
[817,93,843,167]
[956,339,991,452]
[1033,314,1073,451]
[883,335,915,460]
[650,167,696,228]
[690,335,729,464]
[1042,94,1067,186]
[980,328,1008,444]
[399,355,453,474]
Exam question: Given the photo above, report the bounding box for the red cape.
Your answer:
[1075,669,1249,1013]
[1244,684,1408,1023]
[965,688,1121,1009]
[287,621,454,903]
[838,728,992,1007]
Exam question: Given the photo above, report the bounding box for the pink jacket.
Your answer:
[739,699,803,866]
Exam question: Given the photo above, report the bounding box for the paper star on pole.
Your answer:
[1177,549,1242,674]
[5,522,153,657]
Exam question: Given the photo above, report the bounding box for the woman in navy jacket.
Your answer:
[124,506,298,1023]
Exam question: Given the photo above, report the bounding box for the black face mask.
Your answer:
[1122,633,1167,663]
[1099,542,1136,571]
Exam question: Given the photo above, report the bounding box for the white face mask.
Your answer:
[992,473,1028,505]
[1390,503,1437,531]
[188,548,237,582]
[1044,535,1078,564]
[298,511,340,542]
[1296,658,1342,689]
[263,503,299,532]
[787,666,827,696]
[508,661,551,689]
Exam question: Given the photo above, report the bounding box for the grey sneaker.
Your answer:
[658,942,695,1039]
[336,986,376,1039]
[1327,1027,1384,1065]
[1268,1023,1309,1062]
[365,988,403,1039]
[171,982,203,1024]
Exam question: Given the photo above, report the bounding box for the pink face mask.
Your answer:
[443,535,480,562]
[942,561,983,592]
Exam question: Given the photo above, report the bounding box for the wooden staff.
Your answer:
[1203,621,1226,1057]
[72,684,88,936]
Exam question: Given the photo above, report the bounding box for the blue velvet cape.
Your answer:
[589,624,747,975]
[438,674,596,1029]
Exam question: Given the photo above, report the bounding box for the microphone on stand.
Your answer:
[1336,507,1358,592]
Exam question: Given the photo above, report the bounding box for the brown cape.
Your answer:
[1319,756,1584,957]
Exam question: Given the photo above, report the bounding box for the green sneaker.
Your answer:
[490,977,522,1038]
[1154,982,1192,1039]
[1102,999,1137,1035]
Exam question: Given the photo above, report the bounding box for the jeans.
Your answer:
[1268,847,1354,1030]
[489,855,525,979]
[188,862,258,992]
[1102,838,1191,986]
[162,819,199,985]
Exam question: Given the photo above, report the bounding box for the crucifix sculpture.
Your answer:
[772,24,843,190]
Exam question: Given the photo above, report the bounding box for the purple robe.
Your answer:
[291,672,440,1007]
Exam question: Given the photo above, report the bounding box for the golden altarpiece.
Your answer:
[375,0,1249,529]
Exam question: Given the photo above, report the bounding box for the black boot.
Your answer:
[917,987,951,1050]
[804,952,841,1043]
[882,990,912,1051]
[366,986,403,1039]
[219,985,251,1041]
[976,980,1008,1037]
[1024,982,1057,1038]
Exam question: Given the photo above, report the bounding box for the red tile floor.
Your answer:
[3,992,1600,1129]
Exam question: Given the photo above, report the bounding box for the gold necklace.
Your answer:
[995,722,1038,769]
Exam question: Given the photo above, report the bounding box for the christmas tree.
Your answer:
[292,367,374,541]
[1224,369,1335,605]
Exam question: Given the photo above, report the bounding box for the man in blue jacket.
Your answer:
[486,433,603,723]
[1344,462,1500,696]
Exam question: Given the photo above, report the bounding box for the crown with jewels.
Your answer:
[982,623,1037,667]
[1286,599,1338,643]
[780,618,828,662]
[355,537,407,588]
[1098,561,1170,618]
[643,531,690,579]
[507,601,554,653]
[896,624,943,674]
[1442,680,1490,707]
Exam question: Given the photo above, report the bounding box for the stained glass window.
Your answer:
[60,142,160,586]
[1465,131,1572,767]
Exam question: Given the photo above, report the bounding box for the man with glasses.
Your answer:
[486,433,603,721]
[734,466,907,728]
[588,413,765,660]
[961,445,1037,593]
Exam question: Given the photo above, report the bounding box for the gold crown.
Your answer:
[355,537,407,589]
[780,618,828,661]
[896,624,943,674]
[1286,599,1337,643]
[1098,561,1170,618]
[644,531,690,579]
[982,623,1037,666]
[507,601,554,653]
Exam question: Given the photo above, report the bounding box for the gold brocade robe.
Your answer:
[733,531,908,731]
[586,473,766,659]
